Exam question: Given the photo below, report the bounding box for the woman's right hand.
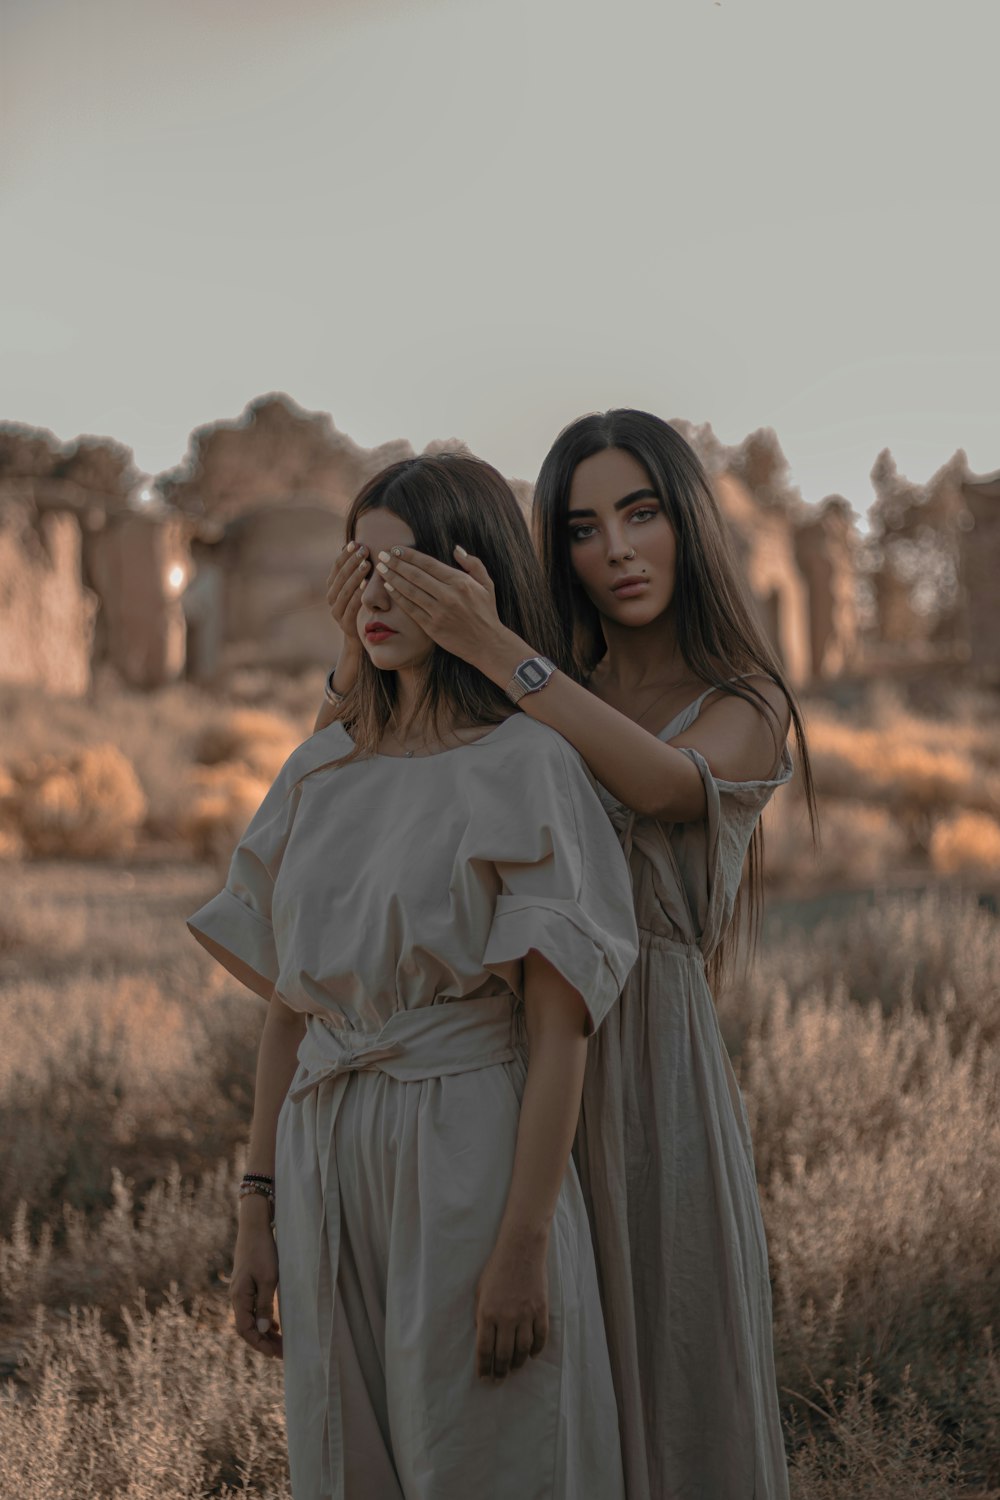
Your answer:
[324,543,369,689]
[231,1209,283,1359]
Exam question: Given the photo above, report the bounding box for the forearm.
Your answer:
[475,627,706,821]
[495,954,589,1249]
[312,649,362,736]
[498,1036,586,1251]
[245,994,307,1177]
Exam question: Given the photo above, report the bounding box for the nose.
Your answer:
[360,567,391,608]
[605,528,634,564]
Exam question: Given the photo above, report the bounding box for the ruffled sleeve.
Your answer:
[670,741,794,955]
[186,757,305,1000]
[480,723,639,1034]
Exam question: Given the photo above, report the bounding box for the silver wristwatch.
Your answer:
[504,655,558,704]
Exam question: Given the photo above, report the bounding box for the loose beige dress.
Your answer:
[576,685,793,1500]
[187,713,639,1500]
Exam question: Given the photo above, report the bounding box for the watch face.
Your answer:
[516,658,550,690]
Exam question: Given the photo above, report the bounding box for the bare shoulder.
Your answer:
[670,674,791,783]
[731,674,791,735]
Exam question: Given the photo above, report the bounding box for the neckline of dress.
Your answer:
[363,713,520,761]
[585,673,752,744]
[651,686,719,742]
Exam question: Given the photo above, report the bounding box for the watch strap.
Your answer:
[504,656,557,704]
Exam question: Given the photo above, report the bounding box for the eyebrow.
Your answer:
[566,488,659,520]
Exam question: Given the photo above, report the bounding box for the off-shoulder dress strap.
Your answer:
[656,673,758,741]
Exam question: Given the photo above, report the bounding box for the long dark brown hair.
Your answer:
[533,407,818,970]
[332,452,566,764]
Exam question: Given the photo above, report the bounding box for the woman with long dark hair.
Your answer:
[189,453,639,1499]
[320,412,816,1499]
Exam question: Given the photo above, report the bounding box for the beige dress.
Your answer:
[187,714,639,1500]
[576,685,793,1500]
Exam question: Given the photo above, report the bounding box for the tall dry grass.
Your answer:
[2,870,997,1496]
[0,1292,289,1500]
[0,670,998,1496]
[718,890,1000,1494]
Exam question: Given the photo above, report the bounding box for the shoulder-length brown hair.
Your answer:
[333,452,566,764]
[533,408,818,966]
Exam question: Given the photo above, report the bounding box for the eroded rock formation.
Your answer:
[0,489,97,696]
[161,395,417,522]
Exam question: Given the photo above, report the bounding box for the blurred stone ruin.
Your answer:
[674,419,998,688]
[0,395,996,698]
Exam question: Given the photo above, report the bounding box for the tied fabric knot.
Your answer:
[288,1027,406,1102]
[607,802,638,864]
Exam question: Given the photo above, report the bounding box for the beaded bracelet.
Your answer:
[238,1180,275,1220]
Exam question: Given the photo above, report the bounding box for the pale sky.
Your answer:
[3,0,997,508]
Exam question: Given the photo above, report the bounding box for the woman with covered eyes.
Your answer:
[319,409,816,1500]
[188,452,639,1500]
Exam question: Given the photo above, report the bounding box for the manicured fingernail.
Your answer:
[454,544,468,558]
[377,550,390,562]
[256,1317,271,1333]
[376,561,389,574]
[384,582,395,593]
[391,546,403,557]
[347,541,356,553]
[359,559,369,569]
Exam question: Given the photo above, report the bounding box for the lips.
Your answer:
[365,623,397,640]
[611,574,649,596]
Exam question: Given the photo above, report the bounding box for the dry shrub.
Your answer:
[0,764,25,861]
[863,679,1000,766]
[722,892,1000,1484]
[1,807,997,1489]
[0,969,262,1227]
[178,708,301,861]
[180,762,272,863]
[226,663,329,726]
[0,672,316,845]
[0,1291,289,1500]
[711,891,1000,1484]
[723,890,1000,1053]
[765,795,909,888]
[929,810,1000,876]
[0,824,24,861]
[805,713,983,815]
[0,1161,239,1316]
[0,1203,53,1311]
[194,707,300,780]
[0,863,217,992]
[786,1364,967,1499]
[9,744,147,858]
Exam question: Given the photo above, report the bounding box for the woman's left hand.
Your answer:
[373,545,514,670]
[474,1228,549,1382]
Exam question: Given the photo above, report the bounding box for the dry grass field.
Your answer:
[0,667,998,1499]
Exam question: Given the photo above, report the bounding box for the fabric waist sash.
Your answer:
[287,990,522,1102]
[278,992,523,1498]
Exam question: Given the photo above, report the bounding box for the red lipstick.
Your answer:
[365,622,397,642]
